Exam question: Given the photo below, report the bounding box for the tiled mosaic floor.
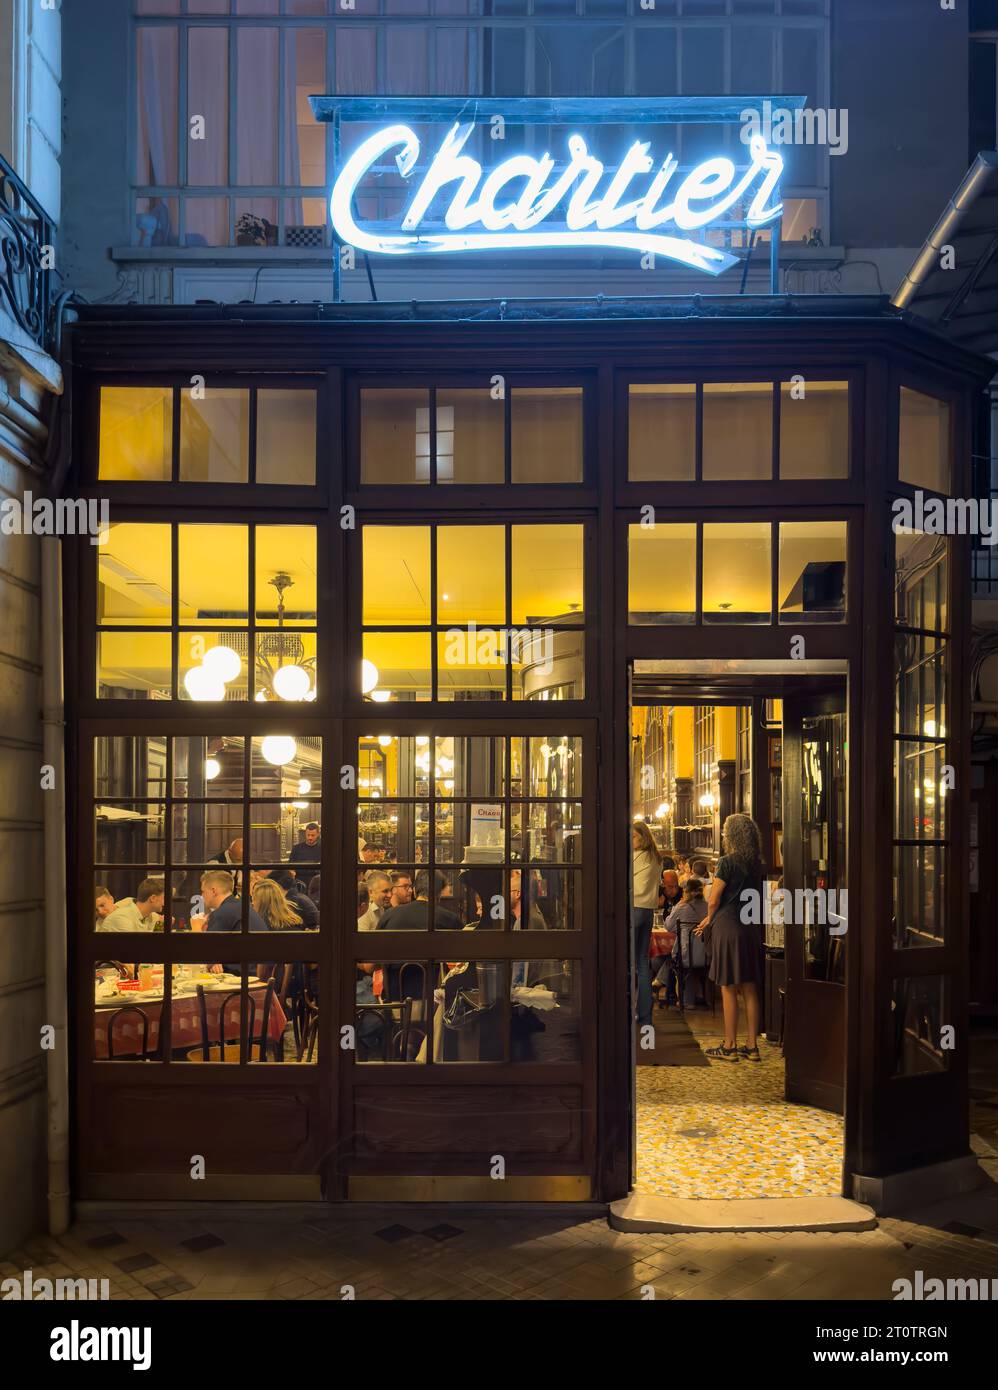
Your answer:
[5,1190,998,1302]
[636,1006,843,1200]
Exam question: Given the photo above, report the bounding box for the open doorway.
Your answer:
[629,666,847,1202]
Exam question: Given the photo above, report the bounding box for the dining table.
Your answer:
[94,973,288,1059]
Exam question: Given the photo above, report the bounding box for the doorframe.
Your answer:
[623,665,857,1201]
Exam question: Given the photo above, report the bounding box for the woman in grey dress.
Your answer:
[694,813,765,1062]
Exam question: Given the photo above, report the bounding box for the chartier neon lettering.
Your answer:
[329,123,783,274]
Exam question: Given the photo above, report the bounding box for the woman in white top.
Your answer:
[631,820,662,1028]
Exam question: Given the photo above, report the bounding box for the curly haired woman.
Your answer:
[694,813,766,1062]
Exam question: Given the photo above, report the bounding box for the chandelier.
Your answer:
[255,572,316,702]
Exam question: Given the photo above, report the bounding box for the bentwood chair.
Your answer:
[257,963,295,1060]
[105,1006,157,1061]
[296,967,320,1063]
[188,986,256,1063]
[355,998,411,1061]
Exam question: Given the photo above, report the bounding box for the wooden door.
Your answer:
[782,686,847,1113]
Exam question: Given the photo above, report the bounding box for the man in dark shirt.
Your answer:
[192,870,268,974]
[288,822,321,866]
[378,870,461,932]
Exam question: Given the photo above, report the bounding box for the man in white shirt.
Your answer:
[97,878,165,932]
[357,871,392,931]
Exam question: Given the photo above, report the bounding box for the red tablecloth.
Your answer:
[649,929,676,959]
[95,983,287,1059]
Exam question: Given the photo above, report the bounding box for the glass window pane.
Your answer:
[363,632,432,702]
[98,632,172,700]
[95,957,167,1062]
[357,804,430,869]
[436,735,507,798]
[703,522,771,623]
[436,960,582,1062]
[99,523,172,624]
[436,961,508,1061]
[178,525,248,627]
[172,802,244,866]
[894,634,947,740]
[512,629,584,701]
[362,526,431,625]
[900,388,951,495]
[355,960,429,1063]
[99,387,173,482]
[628,385,696,482]
[180,389,250,483]
[510,387,583,483]
[135,196,178,249]
[780,381,849,479]
[187,28,228,186]
[247,802,320,867]
[515,802,583,863]
[249,733,321,796]
[891,975,949,1075]
[437,526,505,625]
[360,389,430,484]
[250,964,318,1065]
[179,636,248,701]
[236,28,279,184]
[358,735,426,801]
[257,391,317,485]
[255,526,317,625]
[527,735,582,798]
[436,388,504,484]
[184,197,230,248]
[507,868,583,932]
[94,872,166,930]
[778,521,847,623]
[95,735,167,801]
[895,740,949,842]
[286,28,326,188]
[172,735,244,799]
[437,633,507,701]
[95,800,166,865]
[893,845,946,949]
[511,524,583,624]
[628,522,695,624]
[136,28,178,184]
[895,531,948,632]
[702,383,773,481]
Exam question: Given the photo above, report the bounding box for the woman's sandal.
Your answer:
[704,1043,740,1061]
[738,1044,762,1062]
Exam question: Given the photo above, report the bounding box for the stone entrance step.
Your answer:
[609,1193,877,1234]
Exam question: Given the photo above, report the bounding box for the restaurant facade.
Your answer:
[64,290,992,1211]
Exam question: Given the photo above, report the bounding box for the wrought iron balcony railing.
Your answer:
[1,153,55,353]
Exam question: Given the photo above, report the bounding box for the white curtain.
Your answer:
[136,27,179,187]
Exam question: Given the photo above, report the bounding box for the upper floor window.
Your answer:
[628,379,849,482]
[899,387,952,496]
[98,384,318,484]
[132,0,829,249]
[359,384,583,485]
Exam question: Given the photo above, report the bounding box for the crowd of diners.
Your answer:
[94,822,323,977]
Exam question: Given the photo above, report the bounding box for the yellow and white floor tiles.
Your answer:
[636,1005,844,1200]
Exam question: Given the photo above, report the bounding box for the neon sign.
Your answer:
[329,122,784,274]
